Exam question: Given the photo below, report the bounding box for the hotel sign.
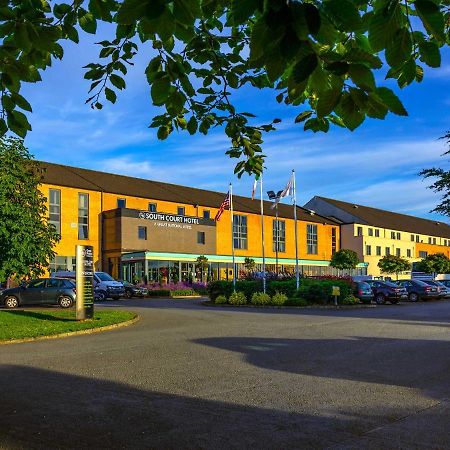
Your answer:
[75,244,94,320]
[136,211,215,227]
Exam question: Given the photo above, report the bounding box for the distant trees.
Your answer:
[329,249,359,271]
[377,255,411,280]
[416,253,450,275]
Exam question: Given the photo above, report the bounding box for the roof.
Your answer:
[39,161,338,225]
[314,196,450,238]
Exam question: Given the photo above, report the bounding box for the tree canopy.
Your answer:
[0,137,60,282]
[377,254,411,278]
[420,131,450,216]
[329,248,359,270]
[0,0,449,175]
[415,252,450,274]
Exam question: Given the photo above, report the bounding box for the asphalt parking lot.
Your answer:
[1,298,449,449]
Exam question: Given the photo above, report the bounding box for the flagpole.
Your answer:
[230,182,236,291]
[260,174,266,293]
[292,169,300,290]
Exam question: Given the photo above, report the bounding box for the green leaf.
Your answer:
[1,95,15,112]
[418,41,441,68]
[375,87,408,116]
[336,94,364,131]
[385,28,412,68]
[317,88,341,118]
[349,64,376,91]
[151,76,171,105]
[230,0,259,25]
[397,58,416,88]
[304,117,329,132]
[187,116,198,135]
[303,3,321,35]
[7,110,32,138]
[414,0,445,41]
[366,93,388,119]
[294,111,313,123]
[157,125,170,140]
[109,74,126,90]
[323,0,363,32]
[174,0,200,26]
[14,23,31,52]
[105,87,117,103]
[292,53,318,83]
[79,11,97,34]
[0,118,7,136]
[117,0,149,24]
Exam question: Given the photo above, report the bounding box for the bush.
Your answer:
[251,292,271,305]
[228,291,247,305]
[341,295,360,305]
[267,280,297,298]
[215,295,227,304]
[271,291,288,306]
[170,289,197,296]
[207,280,261,301]
[147,289,171,297]
[285,297,309,307]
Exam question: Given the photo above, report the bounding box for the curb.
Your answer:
[0,314,140,346]
[201,301,377,310]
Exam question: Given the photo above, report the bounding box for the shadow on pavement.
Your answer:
[193,336,450,397]
[0,364,385,450]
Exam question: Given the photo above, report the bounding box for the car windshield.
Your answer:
[95,272,115,282]
[358,282,371,289]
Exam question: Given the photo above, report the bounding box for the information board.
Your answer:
[76,245,94,320]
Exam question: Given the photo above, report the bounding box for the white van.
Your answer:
[51,271,125,300]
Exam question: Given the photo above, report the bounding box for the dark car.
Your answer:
[365,280,407,304]
[395,279,439,302]
[352,281,374,304]
[421,280,450,298]
[121,281,148,299]
[0,278,76,309]
[438,279,450,291]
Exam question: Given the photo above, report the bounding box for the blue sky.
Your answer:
[21,25,450,220]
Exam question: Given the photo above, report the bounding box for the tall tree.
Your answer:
[420,131,450,216]
[377,254,411,280]
[415,252,450,275]
[0,1,448,176]
[0,137,60,284]
[329,249,359,271]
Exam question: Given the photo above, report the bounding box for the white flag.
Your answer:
[271,173,294,209]
[251,175,260,200]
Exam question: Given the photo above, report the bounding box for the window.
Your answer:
[272,220,286,252]
[357,226,363,236]
[233,215,247,249]
[407,249,412,258]
[391,231,396,239]
[138,226,147,240]
[385,247,390,256]
[27,279,46,289]
[307,224,318,254]
[148,203,157,212]
[419,251,428,258]
[197,231,205,244]
[396,248,401,257]
[177,206,185,216]
[433,238,436,245]
[411,234,415,241]
[117,198,126,208]
[49,189,61,234]
[376,246,381,256]
[203,210,210,220]
[331,227,337,254]
[366,245,372,255]
[78,193,89,240]
[397,232,401,240]
[375,229,380,237]
[368,228,373,236]
[416,235,420,242]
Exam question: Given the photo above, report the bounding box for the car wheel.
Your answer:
[375,293,386,305]
[97,291,107,301]
[4,296,19,308]
[59,296,73,308]
[409,292,419,302]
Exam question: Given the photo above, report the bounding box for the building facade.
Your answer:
[40,163,362,282]
[305,196,450,277]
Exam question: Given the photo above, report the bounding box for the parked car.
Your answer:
[438,279,450,291]
[421,280,450,298]
[0,278,76,309]
[52,271,124,300]
[120,281,148,299]
[352,281,374,304]
[365,280,407,304]
[395,279,440,302]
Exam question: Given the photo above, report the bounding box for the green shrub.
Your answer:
[287,297,309,307]
[267,280,297,298]
[271,291,288,305]
[251,292,271,305]
[228,291,247,305]
[207,280,261,301]
[341,294,360,305]
[215,295,227,304]
[147,289,171,297]
[170,289,197,296]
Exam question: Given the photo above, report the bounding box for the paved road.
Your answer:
[1,299,449,449]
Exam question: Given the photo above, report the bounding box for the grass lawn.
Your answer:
[0,309,136,342]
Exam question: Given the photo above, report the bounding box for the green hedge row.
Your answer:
[207,279,352,304]
[146,289,199,297]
